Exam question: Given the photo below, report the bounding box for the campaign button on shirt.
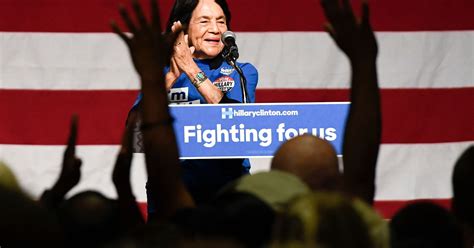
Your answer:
[220,67,234,75]
[213,76,235,93]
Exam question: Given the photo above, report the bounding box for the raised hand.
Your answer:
[111,0,172,82]
[53,115,82,196]
[171,22,196,73]
[112,113,145,227]
[321,0,381,205]
[321,0,377,63]
[40,115,82,209]
[112,0,194,222]
[165,21,195,89]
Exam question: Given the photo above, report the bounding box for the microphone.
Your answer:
[221,31,248,103]
[221,31,239,60]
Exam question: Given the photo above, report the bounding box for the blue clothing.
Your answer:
[132,58,258,107]
[133,57,258,211]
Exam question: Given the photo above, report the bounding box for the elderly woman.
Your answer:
[128,0,258,215]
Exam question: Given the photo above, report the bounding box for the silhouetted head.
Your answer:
[390,201,464,248]
[0,160,22,193]
[0,186,63,247]
[104,222,183,248]
[213,192,275,247]
[272,192,373,248]
[219,170,310,212]
[173,192,275,247]
[452,145,474,228]
[58,191,121,248]
[271,135,341,191]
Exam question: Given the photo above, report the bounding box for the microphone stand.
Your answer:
[222,47,249,104]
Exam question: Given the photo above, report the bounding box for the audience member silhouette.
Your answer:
[1,1,471,248]
[452,145,474,245]
[271,192,374,248]
[390,201,464,248]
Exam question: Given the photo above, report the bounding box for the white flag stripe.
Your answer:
[1,142,472,202]
[0,32,139,89]
[375,141,473,200]
[1,31,473,90]
[0,145,147,201]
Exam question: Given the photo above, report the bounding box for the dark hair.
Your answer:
[172,192,275,247]
[166,0,232,33]
[452,146,474,227]
[390,201,464,248]
[58,191,121,248]
[0,187,63,247]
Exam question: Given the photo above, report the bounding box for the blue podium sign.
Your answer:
[165,102,349,159]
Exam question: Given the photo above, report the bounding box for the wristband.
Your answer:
[192,71,207,89]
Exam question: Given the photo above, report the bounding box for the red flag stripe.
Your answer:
[0,0,473,32]
[0,90,136,145]
[373,199,452,219]
[0,88,472,145]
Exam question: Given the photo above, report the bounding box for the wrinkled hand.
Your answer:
[111,0,173,81]
[165,57,181,89]
[171,21,196,74]
[321,0,377,62]
[54,115,82,194]
[165,21,196,89]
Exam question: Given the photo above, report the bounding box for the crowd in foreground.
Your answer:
[1,0,473,247]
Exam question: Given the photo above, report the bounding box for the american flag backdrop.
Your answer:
[0,0,472,218]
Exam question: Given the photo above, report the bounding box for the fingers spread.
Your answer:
[361,0,370,28]
[119,4,137,33]
[323,22,336,39]
[341,0,354,15]
[320,0,340,23]
[341,0,350,11]
[132,0,149,30]
[341,0,356,21]
[110,20,130,45]
[150,0,162,32]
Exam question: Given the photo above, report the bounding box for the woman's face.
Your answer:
[187,0,228,59]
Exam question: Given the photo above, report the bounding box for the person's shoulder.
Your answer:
[236,61,257,69]
[236,61,258,74]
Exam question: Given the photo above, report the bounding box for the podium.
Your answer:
[133,102,349,158]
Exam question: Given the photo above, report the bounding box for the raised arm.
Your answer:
[321,0,381,205]
[111,0,194,221]
[40,115,82,209]
[112,113,145,228]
